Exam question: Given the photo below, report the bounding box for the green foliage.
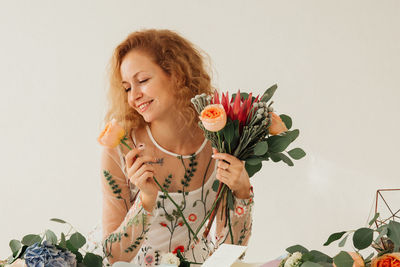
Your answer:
[280,114,292,130]
[369,213,380,226]
[288,148,306,160]
[352,228,373,250]
[286,244,309,254]
[260,84,278,103]
[69,232,86,250]
[245,161,262,177]
[21,234,41,246]
[212,180,220,192]
[301,262,324,267]
[388,221,400,246]
[333,251,354,267]
[83,253,103,267]
[338,234,348,247]
[324,231,347,246]
[254,141,268,156]
[9,240,21,257]
[5,218,104,266]
[50,218,67,224]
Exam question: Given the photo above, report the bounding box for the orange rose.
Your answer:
[268,112,288,135]
[199,104,227,132]
[371,253,400,267]
[97,118,126,148]
[333,252,365,267]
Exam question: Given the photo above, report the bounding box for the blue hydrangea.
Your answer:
[24,241,75,267]
[58,250,76,267]
[46,258,68,267]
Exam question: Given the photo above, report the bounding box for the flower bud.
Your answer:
[257,108,264,114]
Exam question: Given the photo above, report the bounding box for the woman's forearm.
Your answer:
[103,195,154,264]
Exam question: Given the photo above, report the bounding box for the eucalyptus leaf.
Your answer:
[83,252,103,267]
[285,129,300,143]
[375,227,388,243]
[212,180,220,192]
[301,262,324,267]
[21,234,41,246]
[369,213,380,226]
[333,251,354,267]
[280,114,292,130]
[246,157,263,165]
[308,250,333,263]
[277,153,294,166]
[388,221,400,246]
[338,235,348,247]
[286,244,309,254]
[223,122,234,145]
[288,148,306,160]
[267,135,291,152]
[353,228,373,250]
[260,84,278,103]
[45,229,58,244]
[69,232,86,250]
[254,141,268,156]
[323,231,347,246]
[60,233,67,249]
[9,240,21,256]
[245,162,262,178]
[50,218,67,224]
[269,153,282,162]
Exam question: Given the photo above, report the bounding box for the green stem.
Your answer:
[120,139,132,150]
[194,184,227,237]
[152,176,198,241]
[216,131,222,152]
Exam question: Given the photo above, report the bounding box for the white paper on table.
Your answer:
[202,244,248,267]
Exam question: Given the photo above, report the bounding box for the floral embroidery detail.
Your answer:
[188,213,197,222]
[235,205,246,217]
[173,245,185,254]
[160,222,168,227]
[178,221,184,226]
[144,254,154,265]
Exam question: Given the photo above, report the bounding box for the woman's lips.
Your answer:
[138,100,153,112]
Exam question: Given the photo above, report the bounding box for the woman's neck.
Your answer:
[149,117,205,155]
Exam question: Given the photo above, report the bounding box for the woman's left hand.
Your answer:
[211,148,252,199]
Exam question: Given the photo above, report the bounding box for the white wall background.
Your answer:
[1,0,399,263]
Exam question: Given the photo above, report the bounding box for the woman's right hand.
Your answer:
[125,148,159,212]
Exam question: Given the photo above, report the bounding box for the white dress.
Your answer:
[101,125,254,266]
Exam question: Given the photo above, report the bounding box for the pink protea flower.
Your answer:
[212,90,259,132]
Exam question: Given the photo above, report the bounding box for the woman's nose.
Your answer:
[128,85,143,103]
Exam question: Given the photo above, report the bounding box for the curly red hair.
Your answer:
[104,29,216,140]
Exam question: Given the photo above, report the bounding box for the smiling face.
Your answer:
[120,49,177,123]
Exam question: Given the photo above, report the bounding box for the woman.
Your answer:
[101,29,254,266]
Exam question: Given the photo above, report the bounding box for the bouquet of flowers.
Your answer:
[190,84,306,240]
[280,214,400,267]
[0,218,104,267]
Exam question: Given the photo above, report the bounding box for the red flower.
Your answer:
[178,221,184,226]
[173,245,185,254]
[160,222,167,227]
[188,213,197,222]
[212,90,259,133]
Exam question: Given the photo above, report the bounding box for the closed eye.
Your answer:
[139,78,149,84]
[123,78,150,92]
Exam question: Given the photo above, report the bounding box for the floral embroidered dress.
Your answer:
[101,125,254,266]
